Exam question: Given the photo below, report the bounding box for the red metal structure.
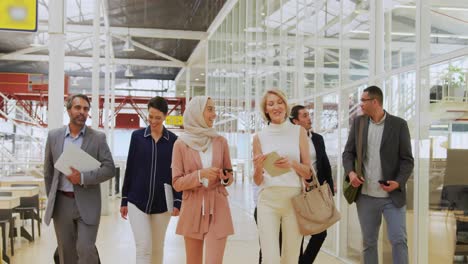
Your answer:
[0,72,186,128]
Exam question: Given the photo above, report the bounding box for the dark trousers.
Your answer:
[54,247,101,264]
[299,230,327,264]
[254,207,282,264]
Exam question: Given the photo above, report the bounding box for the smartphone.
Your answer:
[378,180,390,186]
[223,168,233,175]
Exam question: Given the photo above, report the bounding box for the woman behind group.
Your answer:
[171,96,234,264]
[253,89,313,264]
[120,96,181,264]
[290,105,335,264]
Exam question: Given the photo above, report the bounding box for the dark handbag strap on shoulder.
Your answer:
[356,116,366,177]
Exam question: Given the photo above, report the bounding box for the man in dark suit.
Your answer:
[44,94,115,264]
[342,86,414,264]
[290,105,335,263]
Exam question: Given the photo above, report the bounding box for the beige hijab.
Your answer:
[178,96,219,152]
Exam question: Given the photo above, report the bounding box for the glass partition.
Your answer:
[207,0,468,263]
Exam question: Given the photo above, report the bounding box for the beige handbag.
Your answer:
[292,172,341,235]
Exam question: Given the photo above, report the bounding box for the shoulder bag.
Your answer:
[292,172,341,236]
[343,116,366,204]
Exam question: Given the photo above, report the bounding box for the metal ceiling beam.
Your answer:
[206,0,239,39]
[175,0,239,86]
[112,35,186,65]
[0,34,94,59]
[37,23,208,40]
[0,54,185,68]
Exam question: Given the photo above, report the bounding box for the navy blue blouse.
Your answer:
[121,126,181,213]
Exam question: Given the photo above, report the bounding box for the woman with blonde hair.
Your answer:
[172,96,234,264]
[253,89,313,264]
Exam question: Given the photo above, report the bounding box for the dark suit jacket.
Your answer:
[44,126,116,225]
[342,113,414,208]
[311,132,334,195]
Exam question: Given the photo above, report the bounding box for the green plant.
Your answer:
[441,65,465,89]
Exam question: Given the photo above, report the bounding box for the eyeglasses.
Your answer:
[360,98,374,103]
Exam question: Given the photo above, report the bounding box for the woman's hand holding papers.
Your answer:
[274,157,291,169]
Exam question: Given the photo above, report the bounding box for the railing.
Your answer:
[0,92,46,177]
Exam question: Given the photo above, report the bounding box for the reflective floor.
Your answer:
[10,181,343,264]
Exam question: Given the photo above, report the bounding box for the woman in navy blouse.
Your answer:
[120,96,181,264]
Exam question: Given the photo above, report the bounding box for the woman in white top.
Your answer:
[253,89,313,264]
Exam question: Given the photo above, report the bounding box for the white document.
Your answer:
[164,183,174,213]
[54,143,101,175]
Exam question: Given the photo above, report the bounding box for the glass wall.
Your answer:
[207,0,468,263]
[419,55,468,264]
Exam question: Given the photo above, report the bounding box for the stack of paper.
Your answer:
[54,143,101,175]
[263,151,291,177]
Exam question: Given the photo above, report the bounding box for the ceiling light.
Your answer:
[195,78,199,81]
[30,33,42,47]
[394,5,468,12]
[431,33,468,39]
[71,77,79,86]
[392,32,415,37]
[393,5,416,9]
[244,27,265,33]
[436,7,468,12]
[124,65,134,78]
[349,30,369,34]
[123,35,135,52]
[200,73,205,76]
[431,124,449,129]
[351,30,468,39]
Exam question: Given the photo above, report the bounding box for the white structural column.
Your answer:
[48,0,66,129]
[341,48,350,85]
[370,0,385,86]
[314,48,324,129]
[110,69,116,151]
[384,11,392,73]
[185,67,191,101]
[384,10,393,109]
[294,0,304,102]
[337,0,347,257]
[415,1,431,263]
[91,0,109,216]
[104,32,110,140]
[91,0,101,129]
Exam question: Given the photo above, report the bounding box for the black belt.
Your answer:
[59,191,75,199]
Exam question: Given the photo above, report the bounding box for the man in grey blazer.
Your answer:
[44,94,115,264]
[342,86,414,264]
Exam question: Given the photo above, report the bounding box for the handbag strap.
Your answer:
[356,116,366,177]
[303,167,322,193]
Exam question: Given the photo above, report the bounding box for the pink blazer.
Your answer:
[172,136,234,239]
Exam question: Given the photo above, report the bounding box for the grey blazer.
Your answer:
[43,126,115,225]
[342,113,414,208]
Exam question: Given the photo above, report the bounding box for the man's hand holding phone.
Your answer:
[378,180,390,186]
[379,180,400,192]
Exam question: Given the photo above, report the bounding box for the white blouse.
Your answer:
[198,141,213,215]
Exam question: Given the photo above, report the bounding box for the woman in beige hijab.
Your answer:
[172,96,235,264]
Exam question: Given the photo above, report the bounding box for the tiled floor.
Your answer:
[10,181,344,264]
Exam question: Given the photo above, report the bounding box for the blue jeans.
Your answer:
[356,194,408,264]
